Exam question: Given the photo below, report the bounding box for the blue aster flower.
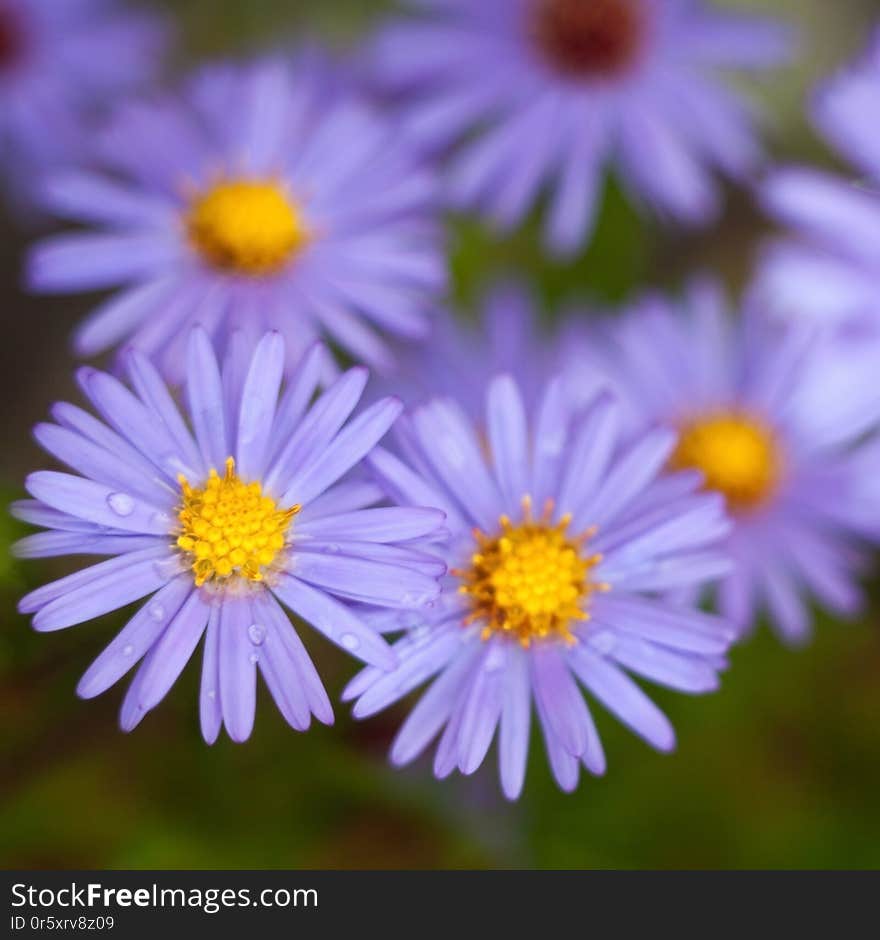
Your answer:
[368,0,790,255]
[0,0,168,212]
[26,53,446,379]
[373,281,607,419]
[758,27,880,326]
[344,374,734,798]
[596,280,880,643]
[14,329,446,742]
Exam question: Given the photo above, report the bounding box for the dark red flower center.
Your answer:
[531,0,645,80]
[0,8,24,72]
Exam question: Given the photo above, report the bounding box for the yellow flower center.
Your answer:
[455,497,605,647]
[186,178,308,276]
[669,411,782,512]
[176,457,299,587]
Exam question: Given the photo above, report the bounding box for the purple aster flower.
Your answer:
[0,0,167,212]
[598,280,880,644]
[26,54,445,379]
[369,0,790,255]
[757,27,880,326]
[344,375,734,798]
[14,329,446,742]
[373,281,607,418]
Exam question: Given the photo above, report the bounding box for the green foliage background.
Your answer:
[1,0,879,869]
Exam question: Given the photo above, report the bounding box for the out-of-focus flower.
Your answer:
[758,28,880,325]
[374,281,609,419]
[14,330,445,742]
[26,54,446,379]
[345,375,734,798]
[369,0,790,255]
[598,280,880,643]
[0,0,168,213]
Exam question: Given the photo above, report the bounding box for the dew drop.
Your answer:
[107,492,135,517]
[248,652,260,665]
[207,689,216,700]
[247,623,266,646]
[148,603,165,622]
[340,633,360,651]
[122,644,134,657]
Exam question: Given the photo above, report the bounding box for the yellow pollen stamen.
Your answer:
[186,178,308,276]
[453,496,603,648]
[669,410,782,512]
[176,457,299,587]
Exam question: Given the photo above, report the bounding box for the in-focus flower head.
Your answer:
[369,0,791,255]
[26,52,446,379]
[600,279,880,643]
[757,27,880,326]
[14,330,446,742]
[346,374,735,798]
[0,0,168,211]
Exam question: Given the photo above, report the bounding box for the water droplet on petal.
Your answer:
[247,623,266,646]
[248,652,260,665]
[122,644,134,657]
[340,633,360,651]
[207,689,216,700]
[148,603,165,622]
[151,510,173,529]
[107,492,135,517]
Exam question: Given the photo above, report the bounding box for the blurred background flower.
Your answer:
[25,54,445,379]
[593,279,880,642]
[367,0,790,253]
[0,0,169,217]
[3,0,880,869]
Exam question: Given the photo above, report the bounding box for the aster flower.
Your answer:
[14,329,445,742]
[26,54,445,379]
[757,27,880,325]
[598,280,880,643]
[0,0,167,211]
[369,0,790,255]
[374,281,607,418]
[344,375,734,798]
